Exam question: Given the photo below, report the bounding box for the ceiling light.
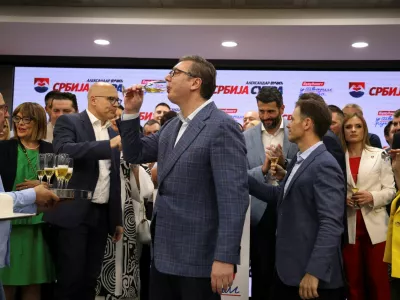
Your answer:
[222,41,238,48]
[94,39,110,46]
[352,42,368,48]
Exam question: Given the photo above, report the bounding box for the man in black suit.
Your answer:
[44,82,123,300]
[342,104,382,148]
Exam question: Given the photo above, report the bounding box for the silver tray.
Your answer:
[51,189,93,201]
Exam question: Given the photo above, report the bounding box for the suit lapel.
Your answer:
[158,102,213,184]
[345,151,356,188]
[282,118,291,158]
[80,110,96,142]
[281,145,325,204]
[357,148,379,184]
[253,123,265,164]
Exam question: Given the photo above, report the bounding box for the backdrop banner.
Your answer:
[13,67,400,147]
[13,67,400,298]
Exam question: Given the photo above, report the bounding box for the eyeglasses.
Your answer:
[0,104,8,112]
[94,96,122,106]
[12,116,34,124]
[168,68,197,78]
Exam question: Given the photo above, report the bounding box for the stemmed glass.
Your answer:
[36,154,45,184]
[122,80,167,94]
[44,153,55,186]
[351,174,360,209]
[64,158,74,189]
[55,154,69,189]
[267,144,279,182]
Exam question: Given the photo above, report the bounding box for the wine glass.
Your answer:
[351,174,361,209]
[44,153,55,185]
[55,154,69,189]
[64,158,74,189]
[122,80,167,95]
[268,144,279,181]
[36,154,45,184]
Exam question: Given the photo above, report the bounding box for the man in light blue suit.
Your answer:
[249,99,345,300]
[119,56,249,300]
[243,87,297,300]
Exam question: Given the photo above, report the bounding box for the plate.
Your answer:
[51,189,93,201]
[0,213,36,221]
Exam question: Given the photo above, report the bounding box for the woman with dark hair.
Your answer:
[0,102,54,300]
[341,113,396,300]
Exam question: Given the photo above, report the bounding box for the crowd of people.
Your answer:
[0,55,399,300]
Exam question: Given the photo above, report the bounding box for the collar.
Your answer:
[297,141,323,162]
[87,109,111,129]
[177,100,213,124]
[261,117,284,133]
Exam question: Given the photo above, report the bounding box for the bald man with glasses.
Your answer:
[44,83,123,300]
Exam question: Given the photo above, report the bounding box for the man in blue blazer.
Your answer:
[44,83,123,300]
[243,87,298,300]
[249,99,345,300]
[119,55,249,300]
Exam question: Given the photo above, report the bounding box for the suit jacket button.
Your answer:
[395,222,400,227]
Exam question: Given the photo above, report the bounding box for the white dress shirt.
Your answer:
[87,110,111,204]
[261,118,284,150]
[45,122,54,143]
[174,100,213,146]
[283,141,323,196]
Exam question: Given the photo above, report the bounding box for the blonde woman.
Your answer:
[341,113,396,300]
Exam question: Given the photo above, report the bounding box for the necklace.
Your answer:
[20,141,39,150]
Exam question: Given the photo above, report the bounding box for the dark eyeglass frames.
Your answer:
[168,68,197,78]
[12,116,34,124]
[94,96,122,106]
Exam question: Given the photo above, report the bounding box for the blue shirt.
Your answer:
[0,176,37,268]
[284,141,323,196]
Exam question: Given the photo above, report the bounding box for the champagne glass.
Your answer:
[37,154,45,184]
[55,154,69,189]
[122,80,167,95]
[44,153,55,185]
[351,176,361,209]
[268,145,279,181]
[64,158,74,189]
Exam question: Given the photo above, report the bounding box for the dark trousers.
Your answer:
[391,278,400,300]
[270,273,345,300]
[149,264,220,300]
[53,204,109,300]
[250,205,276,300]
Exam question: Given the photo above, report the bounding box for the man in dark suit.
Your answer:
[249,99,345,300]
[119,55,249,300]
[243,87,298,300]
[342,104,382,148]
[44,83,123,300]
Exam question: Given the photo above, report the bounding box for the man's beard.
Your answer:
[262,115,281,130]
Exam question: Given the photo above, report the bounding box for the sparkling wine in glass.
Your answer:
[351,186,360,209]
[37,154,45,184]
[55,154,69,189]
[44,153,55,185]
[122,81,167,95]
[64,158,74,189]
